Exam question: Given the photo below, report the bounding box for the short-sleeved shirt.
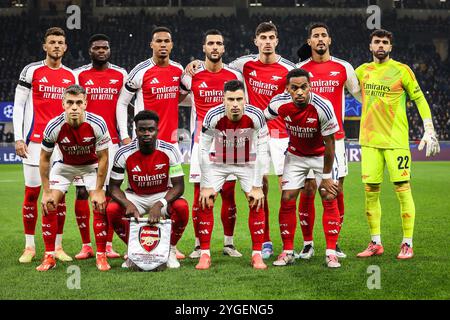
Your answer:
[111,139,184,195]
[355,59,425,149]
[265,92,339,157]
[42,111,110,165]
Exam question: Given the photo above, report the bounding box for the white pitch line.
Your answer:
[0,180,20,183]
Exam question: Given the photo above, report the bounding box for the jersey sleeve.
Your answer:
[401,64,424,101]
[264,94,284,120]
[343,61,362,99]
[110,148,127,180]
[164,143,184,178]
[92,116,111,152]
[13,65,34,141]
[41,117,60,153]
[228,57,245,73]
[317,98,339,137]
[180,72,192,92]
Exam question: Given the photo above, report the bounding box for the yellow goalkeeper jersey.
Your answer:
[355,58,429,149]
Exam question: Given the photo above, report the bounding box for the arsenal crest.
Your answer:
[139,225,160,252]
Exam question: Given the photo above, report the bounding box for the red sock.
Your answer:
[93,210,108,253]
[220,180,237,237]
[279,200,297,251]
[42,210,58,252]
[105,196,114,244]
[23,186,41,235]
[263,197,271,242]
[299,192,316,242]
[337,192,345,225]
[249,205,265,251]
[192,183,201,240]
[322,199,341,250]
[197,205,214,250]
[56,195,66,235]
[106,201,129,244]
[75,199,91,244]
[169,198,189,246]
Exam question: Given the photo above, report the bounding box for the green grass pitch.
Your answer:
[0,162,449,300]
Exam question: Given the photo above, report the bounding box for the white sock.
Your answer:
[283,250,294,254]
[402,238,413,247]
[371,235,381,244]
[96,252,104,256]
[224,236,234,246]
[200,249,210,256]
[45,251,55,256]
[326,249,336,256]
[195,237,200,247]
[25,234,35,248]
[55,234,63,248]
[304,240,314,247]
[252,250,261,257]
[106,242,113,247]
[170,245,177,252]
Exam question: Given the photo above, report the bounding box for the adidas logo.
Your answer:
[150,78,159,84]
[79,223,87,229]
[60,137,71,144]
[284,115,292,122]
[96,231,107,237]
[85,79,94,85]
[198,81,208,88]
[300,221,308,226]
[281,230,290,235]
[329,229,339,234]
[249,70,257,77]
[39,76,48,83]
[308,72,314,78]
[131,165,142,173]
[199,229,209,235]
[254,229,264,235]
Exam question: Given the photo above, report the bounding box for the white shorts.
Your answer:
[189,142,236,183]
[264,137,288,176]
[50,162,99,193]
[282,152,338,190]
[124,190,168,217]
[306,138,347,180]
[22,141,62,187]
[202,163,256,193]
[73,143,119,187]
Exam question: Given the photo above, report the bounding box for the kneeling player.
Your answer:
[195,80,269,270]
[264,69,342,268]
[107,110,189,269]
[38,84,110,271]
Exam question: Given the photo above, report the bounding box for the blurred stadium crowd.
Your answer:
[0,7,449,142]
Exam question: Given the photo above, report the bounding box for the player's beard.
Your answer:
[92,58,108,66]
[207,53,222,63]
[374,50,390,61]
[313,48,327,56]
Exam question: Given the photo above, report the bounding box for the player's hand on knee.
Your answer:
[41,191,55,216]
[15,140,28,158]
[125,203,140,224]
[199,187,216,210]
[91,190,106,213]
[185,60,201,76]
[247,187,265,211]
[319,179,339,199]
[147,202,163,225]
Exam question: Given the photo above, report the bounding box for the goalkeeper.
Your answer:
[355,29,440,260]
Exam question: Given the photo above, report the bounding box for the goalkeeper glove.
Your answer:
[418,119,440,157]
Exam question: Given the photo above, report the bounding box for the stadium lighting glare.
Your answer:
[249,2,262,6]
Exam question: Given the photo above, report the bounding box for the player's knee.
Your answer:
[365,183,380,192]
[171,198,189,224]
[281,191,297,203]
[262,176,269,194]
[24,186,41,202]
[394,181,410,192]
[106,201,123,217]
[76,186,89,200]
[220,181,236,202]
[302,179,317,196]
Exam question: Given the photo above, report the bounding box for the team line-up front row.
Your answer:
[13,22,441,272]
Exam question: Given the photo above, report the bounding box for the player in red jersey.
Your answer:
[265,69,342,268]
[187,22,295,259]
[72,34,128,260]
[38,85,110,271]
[107,110,189,269]
[13,27,75,264]
[181,29,244,259]
[195,80,269,270]
[295,23,361,260]
[117,26,187,146]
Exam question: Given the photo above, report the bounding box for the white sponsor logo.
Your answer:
[198,81,208,88]
[271,75,282,81]
[150,78,159,84]
[85,79,94,86]
[330,71,340,76]
[306,117,317,124]
[109,79,119,84]
[155,163,167,170]
[131,165,142,173]
[61,137,71,144]
[172,76,179,82]
[82,136,95,142]
[39,76,49,83]
[62,79,72,84]
[249,70,257,77]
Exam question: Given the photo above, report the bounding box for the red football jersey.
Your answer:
[74,63,127,144]
[181,63,243,143]
[265,92,339,157]
[125,59,185,143]
[42,112,111,165]
[296,57,360,140]
[111,139,184,195]
[14,61,75,143]
[229,55,295,139]
[202,104,269,164]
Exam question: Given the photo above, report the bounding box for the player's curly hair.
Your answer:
[287,68,310,83]
[370,29,393,44]
[89,34,110,47]
[134,110,159,125]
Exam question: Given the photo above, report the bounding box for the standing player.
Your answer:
[13,27,75,264]
[355,29,440,259]
[295,23,361,260]
[38,85,110,271]
[181,29,244,259]
[107,110,189,269]
[72,34,127,260]
[264,69,342,268]
[187,22,296,259]
[195,80,269,270]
